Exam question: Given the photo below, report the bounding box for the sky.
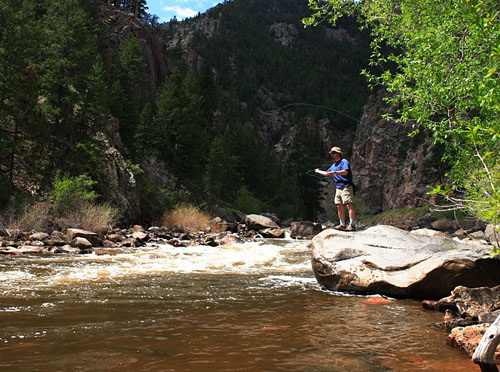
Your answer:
[146,0,224,22]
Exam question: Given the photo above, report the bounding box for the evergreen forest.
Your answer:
[0,0,372,226]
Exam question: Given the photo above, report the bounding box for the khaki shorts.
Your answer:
[335,186,354,205]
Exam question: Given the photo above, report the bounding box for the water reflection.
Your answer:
[0,239,477,371]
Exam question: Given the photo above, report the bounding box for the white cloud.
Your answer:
[164,5,198,18]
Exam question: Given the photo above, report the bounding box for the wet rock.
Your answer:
[147,226,171,239]
[57,245,80,254]
[94,250,112,256]
[167,238,186,247]
[259,228,285,239]
[290,221,323,239]
[219,234,243,246]
[5,245,46,255]
[133,225,145,232]
[46,236,67,246]
[311,225,500,299]
[119,237,138,247]
[201,236,219,247]
[132,231,148,241]
[245,214,280,231]
[106,233,124,242]
[431,318,476,332]
[446,323,500,361]
[102,240,117,248]
[67,228,101,247]
[70,237,93,250]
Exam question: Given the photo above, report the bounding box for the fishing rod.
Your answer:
[268,102,419,176]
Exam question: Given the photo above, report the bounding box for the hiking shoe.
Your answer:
[346,225,356,231]
[334,224,346,231]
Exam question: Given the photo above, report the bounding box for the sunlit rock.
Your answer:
[311,225,500,299]
[245,214,280,231]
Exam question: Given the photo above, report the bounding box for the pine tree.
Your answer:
[0,0,47,200]
[34,0,103,176]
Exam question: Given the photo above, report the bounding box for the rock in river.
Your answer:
[311,225,500,299]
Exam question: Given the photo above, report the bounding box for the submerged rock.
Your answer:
[311,225,500,299]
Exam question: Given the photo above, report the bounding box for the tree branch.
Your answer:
[473,314,500,371]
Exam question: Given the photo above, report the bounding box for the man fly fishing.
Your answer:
[315,146,356,231]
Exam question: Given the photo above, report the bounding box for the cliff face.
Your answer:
[351,91,447,214]
[99,2,172,87]
[95,1,446,219]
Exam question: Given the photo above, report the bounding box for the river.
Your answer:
[0,237,477,371]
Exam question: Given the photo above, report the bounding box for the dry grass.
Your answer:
[4,201,116,235]
[162,204,217,232]
[9,202,54,232]
[65,202,117,236]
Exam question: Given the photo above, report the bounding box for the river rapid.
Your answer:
[0,237,477,371]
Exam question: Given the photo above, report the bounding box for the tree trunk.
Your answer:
[473,314,500,372]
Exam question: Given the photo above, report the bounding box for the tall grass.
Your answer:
[65,202,117,235]
[4,201,116,235]
[163,204,217,232]
[5,202,53,232]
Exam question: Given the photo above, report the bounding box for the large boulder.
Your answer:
[311,225,500,299]
[67,228,101,247]
[245,214,280,231]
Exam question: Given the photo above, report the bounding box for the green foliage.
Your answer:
[0,0,48,197]
[194,0,371,124]
[232,187,267,215]
[51,172,99,211]
[109,34,152,150]
[305,0,500,250]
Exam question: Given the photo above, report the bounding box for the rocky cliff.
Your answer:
[351,90,447,214]
[99,2,172,87]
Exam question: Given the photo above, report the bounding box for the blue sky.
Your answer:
[146,0,224,22]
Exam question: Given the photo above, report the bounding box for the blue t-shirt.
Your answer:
[327,159,352,188]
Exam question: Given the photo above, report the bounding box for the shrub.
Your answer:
[51,172,99,211]
[162,204,214,232]
[232,187,265,215]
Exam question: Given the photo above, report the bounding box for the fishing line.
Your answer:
[268,102,419,175]
[305,169,329,180]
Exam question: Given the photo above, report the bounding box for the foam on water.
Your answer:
[0,239,312,293]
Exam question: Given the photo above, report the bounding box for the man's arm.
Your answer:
[314,168,348,176]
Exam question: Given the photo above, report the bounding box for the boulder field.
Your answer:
[311,225,500,300]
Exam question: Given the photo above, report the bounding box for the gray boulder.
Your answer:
[245,214,280,231]
[311,225,500,299]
